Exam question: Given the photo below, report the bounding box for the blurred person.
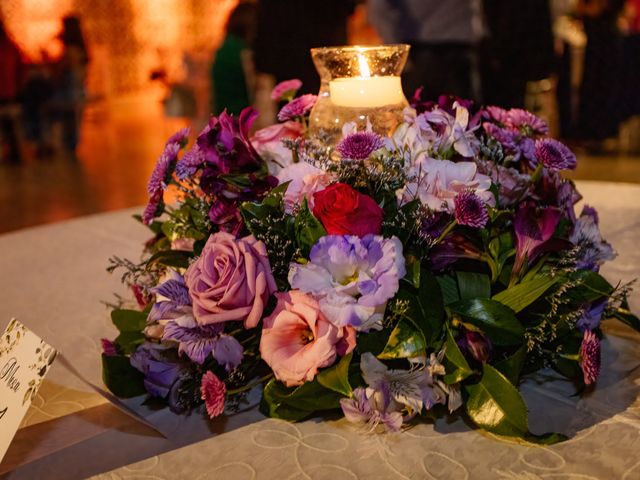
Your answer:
[368,0,485,101]
[254,0,356,96]
[0,20,24,163]
[576,0,625,142]
[51,15,89,155]
[481,0,555,109]
[211,2,257,115]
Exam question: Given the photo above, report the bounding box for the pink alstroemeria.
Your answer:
[512,202,562,278]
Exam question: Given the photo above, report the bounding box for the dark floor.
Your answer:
[1,98,639,234]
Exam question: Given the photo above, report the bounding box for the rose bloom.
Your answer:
[277,161,333,213]
[260,290,356,387]
[313,183,384,237]
[251,121,303,176]
[184,232,277,328]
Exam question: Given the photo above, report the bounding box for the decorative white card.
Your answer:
[0,319,57,462]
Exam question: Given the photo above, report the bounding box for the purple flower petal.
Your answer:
[454,190,489,228]
[336,131,384,160]
[277,94,317,122]
[535,138,577,171]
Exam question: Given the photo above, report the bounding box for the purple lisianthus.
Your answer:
[577,299,607,332]
[130,343,182,398]
[534,138,577,171]
[512,202,562,277]
[340,385,403,432]
[336,131,384,160]
[570,205,616,270]
[271,79,303,102]
[288,235,406,331]
[277,94,317,122]
[580,330,601,385]
[162,314,243,370]
[454,190,489,228]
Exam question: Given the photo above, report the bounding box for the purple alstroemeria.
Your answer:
[577,299,607,332]
[340,385,403,432]
[289,235,406,331]
[148,271,192,324]
[512,202,562,278]
[580,330,601,385]
[162,314,244,370]
[457,329,492,363]
[427,233,483,271]
[130,343,182,398]
[336,131,384,160]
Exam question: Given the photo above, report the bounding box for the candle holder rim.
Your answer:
[310,43,410,55]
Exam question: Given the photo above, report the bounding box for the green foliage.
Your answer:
[443,326,474,384]
[492,275,558,313]
[493,346,526,385]
[294,199,326,256]
[260,377,343,421]
[317,352,353,397]
[456,271,491,300]
[146,249,192,269]
[378,319,427,359]
[102,354,146,398]
[111,309,147,332]
[448,299,524,346]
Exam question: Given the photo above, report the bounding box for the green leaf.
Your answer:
[493,346,526,385]
[448,299,524,346]
[146,249,192,269]
[355,329,389,356]
[456,272,491,300]
[437,275,460,305]
[565,270,614,303]
[492,275,558,313]
[378,319,427,359]
[260,377,342,421]
[317,352,353,397]
[294,199,326,256]
[464,363,528,437]
[395,270,445,347]
[443,326,473,384]
[114,331,145,354]
[102,354,146,398]
[524,432,568,445]
[403,254,421,288]
[612,302,640,332]
[111,309,147,333]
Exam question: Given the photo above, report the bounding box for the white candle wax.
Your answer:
[329,76,404,108]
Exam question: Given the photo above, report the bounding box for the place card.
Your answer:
[0,319,57,462]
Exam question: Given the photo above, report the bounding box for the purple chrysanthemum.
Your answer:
[147,142,180,195]
[271,78,303,101]
[167,127,190,146]
[201,371,226,419]
[142,190,163,225]
[580,330,601,385]
[277,94,317,122]
[508,108,549,135]
[336,131,385,160]
[454,190,489,228]
[175,145,205,180]
[535,138,577,171]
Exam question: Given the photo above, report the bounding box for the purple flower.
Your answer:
[475,159,531,206]
[508,108,549,136]
[277,94,317,122]
[142,190,163,225]
[162,315,244,370]
[534,138,577,171]
[457,329,492,363]
[201,371,226,419]
[175,144,205,180]
[577,299,607,332]
[454,190,489,228]
[130,343,182,398]
[101,338,118,356]
[580,330,601,385]
[289,235,406,331]
[167,127,190,146]
[428,233,483,271]
[512,202,562,277]
[271,79,302,101]
[484,106,510,125]
[570,205,616,270]
[340,386,403,432]
[147,143,180,195]
[419,211,451,242]
[148,271,192,323]
[336,131,384,160]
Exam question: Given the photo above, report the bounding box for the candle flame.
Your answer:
[357,53,371,78]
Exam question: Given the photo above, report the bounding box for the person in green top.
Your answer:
[211,2,257,116]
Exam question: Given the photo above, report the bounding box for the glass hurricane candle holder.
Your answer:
[309,44,410,145]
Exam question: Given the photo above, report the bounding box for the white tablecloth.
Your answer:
[1,181,639,479]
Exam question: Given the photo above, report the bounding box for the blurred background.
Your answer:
[0,0,639,233]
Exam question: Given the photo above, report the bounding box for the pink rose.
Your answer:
[184,232,277,329]
[277,162,333,214]
[251,121,304,175]
[260,290,356,387]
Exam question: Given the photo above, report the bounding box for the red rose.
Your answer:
[312,183,384,236]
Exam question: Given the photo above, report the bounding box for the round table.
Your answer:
[1,181,639,479]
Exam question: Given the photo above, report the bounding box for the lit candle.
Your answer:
[329,53,405,108]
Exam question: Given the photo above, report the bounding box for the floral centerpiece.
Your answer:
[102,80,639,443]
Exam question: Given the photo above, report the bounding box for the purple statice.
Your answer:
[508,109,549,136]
[336,131,384,160]
[340,385,403,432]
[512,202,562,277]
[457,329,492,363]
[130,343,182,398]
[271,79,303,101]
[277,94,317,122]
[162,315,243,370]
[580,330,601,385]
[454,190,489,228]
[289,235,406,331]
[534,138,577,171]
[577,299,607,332]
[570,205,616,270]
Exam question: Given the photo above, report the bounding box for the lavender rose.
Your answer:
[185,232,277,329]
